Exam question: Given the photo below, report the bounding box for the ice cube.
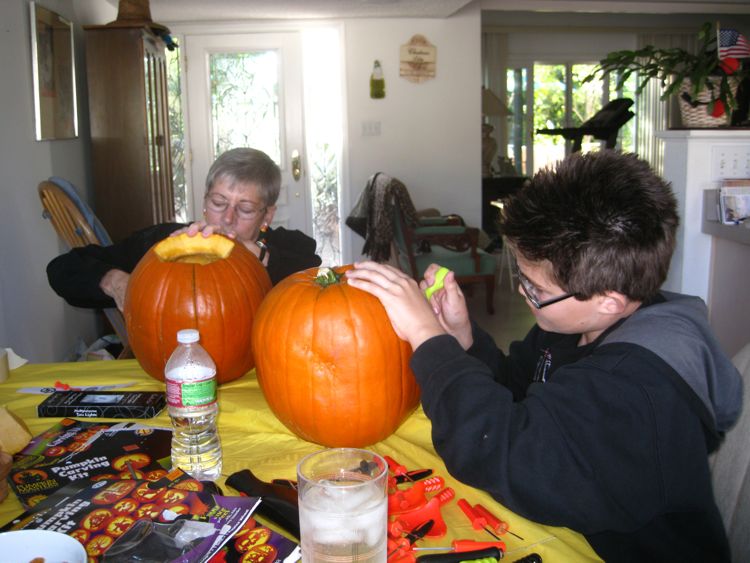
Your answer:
[351,501,387,546]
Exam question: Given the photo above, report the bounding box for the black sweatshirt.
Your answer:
[411,292,742,563]
[46,223,322,309]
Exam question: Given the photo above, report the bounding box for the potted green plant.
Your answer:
[585,22,750,127]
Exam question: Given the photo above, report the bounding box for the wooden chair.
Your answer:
[393,204,497,315]
[39,181,100,247]
[38,179,131,357]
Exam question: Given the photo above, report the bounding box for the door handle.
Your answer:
[291,149,302,181]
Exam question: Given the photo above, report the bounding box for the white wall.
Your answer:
[342,4,482,261]
[0,0,110,362]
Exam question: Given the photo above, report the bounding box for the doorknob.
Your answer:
[291,149,301,181]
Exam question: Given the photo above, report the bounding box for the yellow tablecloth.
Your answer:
[0,360,601,562]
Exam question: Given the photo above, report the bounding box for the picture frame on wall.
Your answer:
[30,2,78,140]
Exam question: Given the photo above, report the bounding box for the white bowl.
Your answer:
[0,529,87,563]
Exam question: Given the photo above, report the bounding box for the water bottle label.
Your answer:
[166,378,217,408]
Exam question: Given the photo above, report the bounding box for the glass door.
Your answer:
[184,32,309,234]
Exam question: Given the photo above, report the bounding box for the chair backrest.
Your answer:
[710,342,750,562]
[38,179,129,351]
[38,181,101,248]
[581,97,634,131]
[392,203,419,277]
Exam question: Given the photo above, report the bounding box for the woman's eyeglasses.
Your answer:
[204,195,266,221]
[511,258,576,309]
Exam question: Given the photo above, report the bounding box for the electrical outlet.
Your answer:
[712,145,750,180]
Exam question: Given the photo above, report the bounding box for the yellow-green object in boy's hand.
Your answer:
[424,267,450,299]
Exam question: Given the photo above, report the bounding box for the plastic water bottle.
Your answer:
[164,329,222,481]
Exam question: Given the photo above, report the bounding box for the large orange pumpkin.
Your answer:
[125,234,271,384]
[251,265,420,447]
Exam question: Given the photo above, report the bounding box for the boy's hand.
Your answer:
[421,264,473,350]
[346,262,445,350]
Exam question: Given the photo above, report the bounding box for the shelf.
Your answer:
[702,190,750,246]
[702,221,750,245]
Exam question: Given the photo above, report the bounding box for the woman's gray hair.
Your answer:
[204,148,281,206]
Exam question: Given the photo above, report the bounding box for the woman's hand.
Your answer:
[169,221,237,239]
[345,262,445,350]
[170,222,267,264]
[99,269,130,312]
[421,264,473,350]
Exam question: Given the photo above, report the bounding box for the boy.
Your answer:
[346,151,742,562]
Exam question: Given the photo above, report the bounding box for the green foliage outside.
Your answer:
[309,142,341,265]
[167,48,187,222]
[508,62,636,175]
[209,52,280,163]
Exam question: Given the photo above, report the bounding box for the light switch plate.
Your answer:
[361,120,381,136]
[711,145,750,180]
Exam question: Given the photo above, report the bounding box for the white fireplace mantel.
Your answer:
[657,129,750,356]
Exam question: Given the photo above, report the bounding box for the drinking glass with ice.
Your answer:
[297,448,388,563]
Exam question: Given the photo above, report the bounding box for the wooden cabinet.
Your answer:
[84,24,174,243]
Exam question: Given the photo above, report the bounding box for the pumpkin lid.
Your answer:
[154,234,235,264]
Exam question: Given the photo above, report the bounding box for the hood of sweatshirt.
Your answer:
[602,292,742,434]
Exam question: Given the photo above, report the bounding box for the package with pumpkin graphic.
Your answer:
[1,467,300,563]
[7,418,172,509]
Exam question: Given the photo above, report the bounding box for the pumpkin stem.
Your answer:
[315,267,343,287]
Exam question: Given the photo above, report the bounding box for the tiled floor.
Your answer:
[464,269,536,351]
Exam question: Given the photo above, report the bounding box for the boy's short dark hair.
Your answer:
[500,150,679,301]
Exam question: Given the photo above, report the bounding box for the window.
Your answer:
[506,62,636,175]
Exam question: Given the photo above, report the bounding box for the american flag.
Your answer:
[718,28,750,60]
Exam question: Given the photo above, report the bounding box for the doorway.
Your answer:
[171,28,343,265]
[183,32,307,233]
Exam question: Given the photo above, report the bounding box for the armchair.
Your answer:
[392,205,497,314]
[347,172,497,313]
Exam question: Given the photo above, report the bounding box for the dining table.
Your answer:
[0,359,601,562]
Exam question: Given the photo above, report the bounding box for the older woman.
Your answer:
[47,148,321,311]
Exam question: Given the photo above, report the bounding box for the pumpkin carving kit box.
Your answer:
[1,468,301,563]
[8,418,172,509]
[37,390,166,419]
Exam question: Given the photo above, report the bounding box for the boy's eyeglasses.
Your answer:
[511,258,576,309]
[205,195,267,221]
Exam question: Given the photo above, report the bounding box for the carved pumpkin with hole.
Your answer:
[251,266,420,447]
[125,234,271,384]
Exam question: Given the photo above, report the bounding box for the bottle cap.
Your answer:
[176,329,200,344]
